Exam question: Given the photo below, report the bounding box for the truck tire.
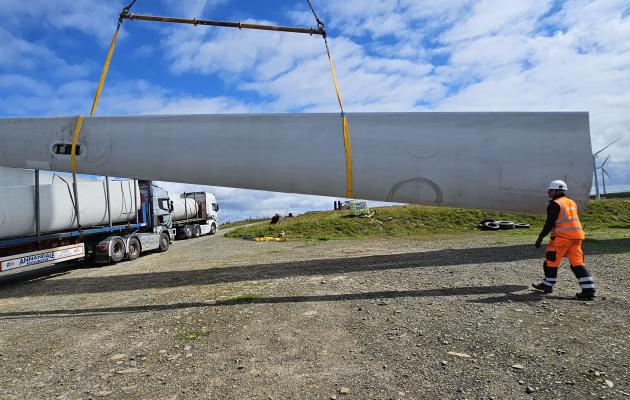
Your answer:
[182,224,193,239]
[192,224,201,238]
[110,236,126,263]
[210,223,217,235]
[158,231,170,252]
[126,236,141,261]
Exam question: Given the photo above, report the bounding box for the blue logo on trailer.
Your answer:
[19,252,56,267]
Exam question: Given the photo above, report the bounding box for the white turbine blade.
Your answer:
[593,137,621,156]
[0,112,593,214]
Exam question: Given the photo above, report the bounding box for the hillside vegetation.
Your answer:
[225,199,630,242]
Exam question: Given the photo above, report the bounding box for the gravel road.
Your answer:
[0,231,628,399]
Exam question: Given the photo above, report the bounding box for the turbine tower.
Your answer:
[598,155,611,196]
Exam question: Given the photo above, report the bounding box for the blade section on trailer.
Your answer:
[0,112,593,214]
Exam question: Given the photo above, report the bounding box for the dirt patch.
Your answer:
[0,234,628,399]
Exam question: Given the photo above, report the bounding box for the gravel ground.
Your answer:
[0,231,628,400]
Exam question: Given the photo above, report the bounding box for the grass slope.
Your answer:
[225,199,630,245]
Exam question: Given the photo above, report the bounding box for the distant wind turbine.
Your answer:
[598,155,611,196]
[592,138,620,200]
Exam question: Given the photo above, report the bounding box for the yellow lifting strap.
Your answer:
[71,25,121,174]
[324,45,353,198]
[307,0,353,198]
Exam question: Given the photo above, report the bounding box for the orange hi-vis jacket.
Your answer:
[552,197,585,240]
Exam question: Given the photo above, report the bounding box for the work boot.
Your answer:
[575,290,596,301]
[532,282,553,293]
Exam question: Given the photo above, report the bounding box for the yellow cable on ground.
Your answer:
[71,27,120,174]
[323,40,353,198]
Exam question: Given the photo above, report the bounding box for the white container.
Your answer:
[170,197,198,221]
[0,179,139,239]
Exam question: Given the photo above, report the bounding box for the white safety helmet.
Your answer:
[547,180,568,191]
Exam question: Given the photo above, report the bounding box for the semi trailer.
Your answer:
[0,169,219,277]
[170,192,219,239]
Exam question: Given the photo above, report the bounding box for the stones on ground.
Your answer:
[99,373,112,380]
[339,387,351,394]
[441,360,448,366]
[116,368,139,374]
[511,364,525,370]
[109,353,126,361]
[604,380,614,388]
[183,345,191,352]
[525,386,536,394]
[447,351,471,358]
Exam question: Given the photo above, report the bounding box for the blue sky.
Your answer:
[1,0,629,221]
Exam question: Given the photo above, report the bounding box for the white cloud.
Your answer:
[0,28,90,79]
[0,0,123,44]
[441,0,553,42]
[434,0,630,157]
[161,0,227,18]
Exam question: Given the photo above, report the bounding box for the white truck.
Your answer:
[169,192,220,239]
[0,167,219,277]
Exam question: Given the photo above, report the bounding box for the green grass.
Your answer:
[220,217,269,230]
[225,199,630,245]
[177,330,210,341]
[222,293,262,303]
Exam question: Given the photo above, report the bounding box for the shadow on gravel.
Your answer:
[0,239,626,299]
[0,284,528,320]
[469,290,591,304]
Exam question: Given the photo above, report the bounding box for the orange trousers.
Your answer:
[544,236,585,267]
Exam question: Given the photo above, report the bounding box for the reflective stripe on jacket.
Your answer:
[552,197,585,239]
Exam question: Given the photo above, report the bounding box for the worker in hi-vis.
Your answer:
[532,180,596,300]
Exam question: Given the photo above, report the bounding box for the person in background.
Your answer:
[532,180,596,300]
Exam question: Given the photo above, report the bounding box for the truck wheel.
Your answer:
[183,224,193,239]
[210,223,217,235]
[110,237,126,263]
[158,231,170,252]
[127,236,141,261]
[192,224,201,238]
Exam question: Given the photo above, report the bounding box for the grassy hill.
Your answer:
[225,199,630,242]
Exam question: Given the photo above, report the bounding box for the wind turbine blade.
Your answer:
[593,137,621,156]
[602,169,611,178]
[602,154,611,166]
[0,112,593,215]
